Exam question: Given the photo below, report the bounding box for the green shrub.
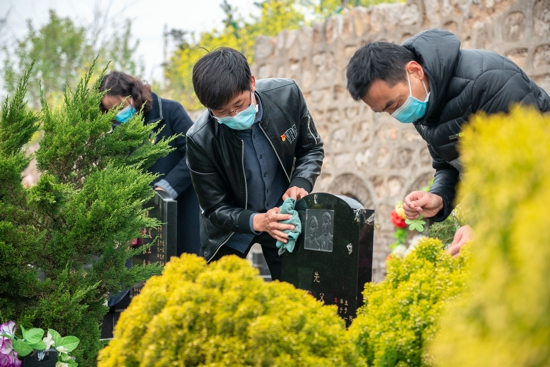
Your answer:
[349,238,470,367]
[0,64,172,366]
[429,106,550,367]
[428,205,467,245]
[98,254,364,367]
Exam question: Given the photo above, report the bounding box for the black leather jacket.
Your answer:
[405,29,550,221]
[186,78,324,261]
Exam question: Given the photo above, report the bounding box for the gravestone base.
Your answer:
[100,291,132,339]
[249,244,272,282]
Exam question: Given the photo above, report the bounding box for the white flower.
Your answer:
[391,244,407,258]
[56,363,69,367]
[43,332,55,350]
[56,345,69,353]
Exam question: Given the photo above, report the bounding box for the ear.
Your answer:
[406,61,425,80]
[250,75,256,92]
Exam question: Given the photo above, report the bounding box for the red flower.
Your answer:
[391,210,407,228]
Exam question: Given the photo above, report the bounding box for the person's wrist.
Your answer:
[253,213,265,232]
[432,194,444,211]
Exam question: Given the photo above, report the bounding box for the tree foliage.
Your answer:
[0,63,172,366]
[164,0,401,110]
[164,0,307,110]
[2,10,141,110]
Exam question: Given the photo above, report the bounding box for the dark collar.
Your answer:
[144,93,162,124]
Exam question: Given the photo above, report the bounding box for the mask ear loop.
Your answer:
[251,90,259,113]
[405,72,413,96]
[407,70,429,102]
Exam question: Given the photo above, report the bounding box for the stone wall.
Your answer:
[253,0,550,281]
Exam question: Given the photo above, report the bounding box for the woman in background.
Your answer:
[100,71,200,257]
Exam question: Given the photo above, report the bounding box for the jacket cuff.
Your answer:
[289,177,313,194]
[428,192,451,222]
[154,179,178,200]
[237,209,257,234]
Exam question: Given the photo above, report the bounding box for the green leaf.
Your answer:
[60,352,70,361]
[28,340,47,350]
[12,339,33,357]
[22,327,44,344]
[68,362,78,367]
[405,216,426,232]
[48,328,62,346]
[58,336,80,352]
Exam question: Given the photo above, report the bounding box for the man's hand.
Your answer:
[253,207,294,243]
[448,225,474,256]
[282,186,308,201]
[154,186,166,192]
[403,191,444,219]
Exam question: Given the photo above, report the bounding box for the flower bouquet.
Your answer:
[388,202,427,260]
[0,321,79,367]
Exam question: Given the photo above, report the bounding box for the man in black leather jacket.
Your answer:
[346,28,550,255]
[187,47,324,280]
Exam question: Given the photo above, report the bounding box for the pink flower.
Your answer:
[0,322,15,338]
[0,337,21,367]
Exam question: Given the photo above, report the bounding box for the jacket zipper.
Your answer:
[306,114,318,145]
[259,124,291,182]
[241,139,248,208]
[449,132,464,141]
[208,140,247,261]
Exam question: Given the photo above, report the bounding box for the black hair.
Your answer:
[192,47,252,110]
[346,42,416,101]
[99,71,153,113]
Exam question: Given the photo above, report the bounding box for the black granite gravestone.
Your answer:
[281,193,374,327]
[130,189,178,273]
[100,190,177,339]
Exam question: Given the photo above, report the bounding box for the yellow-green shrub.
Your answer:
[349,238,470,367]
[98,254,364,367]
[429,106,550,367]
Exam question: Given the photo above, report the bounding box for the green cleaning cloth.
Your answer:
[275,197,302,255]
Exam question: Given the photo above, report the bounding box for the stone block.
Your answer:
[534,44,550,69]
[534,0,550,37]
[255,36,274,60]
[503,11,526,42]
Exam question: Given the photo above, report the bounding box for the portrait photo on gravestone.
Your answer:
[304,209,334,252]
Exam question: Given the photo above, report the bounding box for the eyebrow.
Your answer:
[380,99,396,113]
[213,95,246,114]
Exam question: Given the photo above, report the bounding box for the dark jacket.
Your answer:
[186,78,324,261]
[404,29,550,221]
[145,93,200,255]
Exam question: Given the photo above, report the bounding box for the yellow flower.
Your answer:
[395,202,406,219]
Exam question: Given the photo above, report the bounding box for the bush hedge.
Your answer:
[98,254,365,367]
[349,238,470,367]
[429,106,550,366]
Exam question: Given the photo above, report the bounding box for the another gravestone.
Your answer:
[281,193,374,327]
[100,190,177,339]
[129,190,178,274]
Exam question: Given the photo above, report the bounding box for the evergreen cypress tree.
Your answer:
[0,63,174,366]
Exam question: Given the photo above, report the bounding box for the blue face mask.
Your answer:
[212,92,258,130]
[115,104,137,123]
[391,73,430,123]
